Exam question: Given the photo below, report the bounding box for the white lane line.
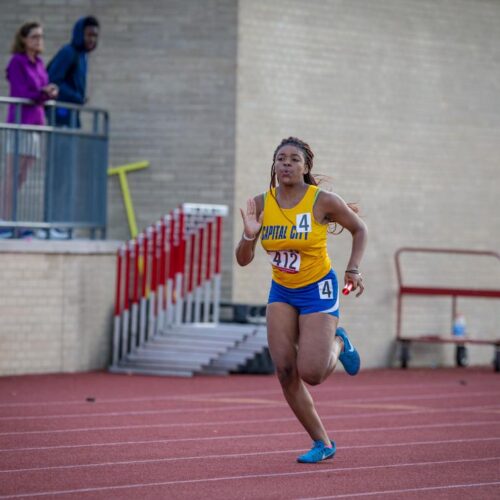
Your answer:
[0,390,498,421]
[1,437,499,474]
[1,456,499,499]
[0,380,474,409]
[1,401,499,437]
[320,390,500,405]
[0,409,400,437]
[0,419,498,453]
[297,481,500,499]
[0,409,410,436]
[0,375,498,408]
[0,402,283,421]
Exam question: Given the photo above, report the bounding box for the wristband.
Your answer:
[242,232,256,241]
[346,269,361,275]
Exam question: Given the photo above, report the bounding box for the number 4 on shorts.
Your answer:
[318,279,333,299]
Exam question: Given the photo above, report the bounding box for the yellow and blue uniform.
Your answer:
[261,185,339,316]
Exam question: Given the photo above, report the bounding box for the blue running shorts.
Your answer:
[268,269,340,317]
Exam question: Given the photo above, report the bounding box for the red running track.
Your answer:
[0,368,499,499]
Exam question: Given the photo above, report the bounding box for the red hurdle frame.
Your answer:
[111,203,228,368]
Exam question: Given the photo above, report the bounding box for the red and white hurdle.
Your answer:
[112,203,228,368]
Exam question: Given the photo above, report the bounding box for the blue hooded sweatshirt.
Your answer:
[47,18,93,124]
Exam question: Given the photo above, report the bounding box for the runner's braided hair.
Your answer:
[269,137,358,234]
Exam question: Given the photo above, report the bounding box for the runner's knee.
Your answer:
[299,367,327,386]
[276,364,297,388]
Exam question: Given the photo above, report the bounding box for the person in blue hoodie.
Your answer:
[42,16,99,239]
[47,16,99,127]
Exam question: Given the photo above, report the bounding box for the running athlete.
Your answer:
[235,137,367,463]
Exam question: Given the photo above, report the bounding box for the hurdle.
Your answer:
[111,203,228,368]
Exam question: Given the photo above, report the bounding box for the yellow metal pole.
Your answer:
[108,161,149,238]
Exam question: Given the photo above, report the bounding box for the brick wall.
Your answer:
[232,0,500,368]
[0,0,238,298]
[1,1,499,370]
[0,241,119,375]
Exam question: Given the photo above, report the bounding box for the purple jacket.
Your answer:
[5,53,50,125]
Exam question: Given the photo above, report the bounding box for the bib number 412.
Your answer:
[268,250,301,274]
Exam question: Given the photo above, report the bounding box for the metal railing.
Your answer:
[0,97,109,239]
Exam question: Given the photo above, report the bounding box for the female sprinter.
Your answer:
[235,137,367,463]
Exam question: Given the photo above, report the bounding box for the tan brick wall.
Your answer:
[0,0,238,299]
[232,0,500,368]
[1,1,499,370]
[0,241,120,375]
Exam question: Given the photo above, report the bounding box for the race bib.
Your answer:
[268,250,301,274]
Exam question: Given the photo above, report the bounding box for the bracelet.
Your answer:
[345,269,361,275]
[242,232,256,241]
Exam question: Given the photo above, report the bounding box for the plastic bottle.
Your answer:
[453,313,468,367]
[452,313,466,337]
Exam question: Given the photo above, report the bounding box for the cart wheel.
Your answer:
[400,341,410,369]
[456,345,468,367]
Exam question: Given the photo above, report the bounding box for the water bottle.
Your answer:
[453,313,468,367]
[452,313,466,337]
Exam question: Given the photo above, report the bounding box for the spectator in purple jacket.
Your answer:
[1,21,58,237]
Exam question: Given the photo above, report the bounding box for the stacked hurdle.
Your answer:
[111,203,228,368]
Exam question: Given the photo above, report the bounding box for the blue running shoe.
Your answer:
[297,440,336,464]
[336,327,361,375]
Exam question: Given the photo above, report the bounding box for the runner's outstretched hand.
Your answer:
[240,198,263,239]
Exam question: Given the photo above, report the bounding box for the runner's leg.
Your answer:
[266,302,331,445]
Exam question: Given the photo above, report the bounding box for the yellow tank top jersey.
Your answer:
[260,185,331,288]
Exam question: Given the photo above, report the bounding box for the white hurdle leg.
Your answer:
[112,315,121,366]
[203,279,211,323]
[157,285,164,333]
[212,274,221,324]
[185,292,193,322]
[130,302,139,352]
[139,297,147,345]
[148,291,156,338]
[166,278,174,327]
[174,273,183,325]
[194,286,202,323]
[120,309,130,359]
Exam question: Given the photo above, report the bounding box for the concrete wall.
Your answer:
[0,241,119,375]
[233,0,500,368]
